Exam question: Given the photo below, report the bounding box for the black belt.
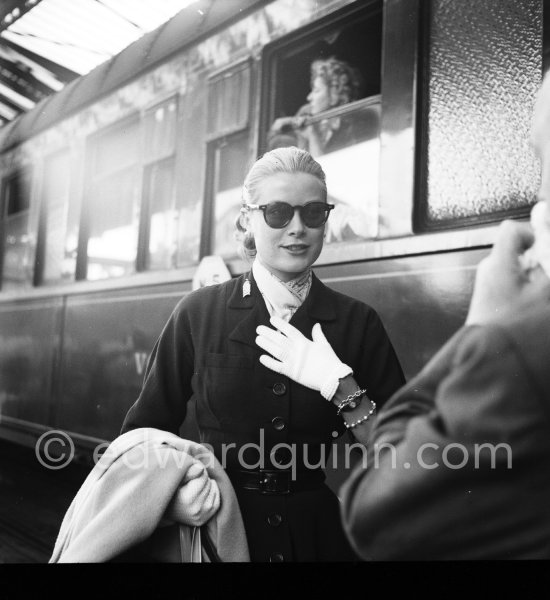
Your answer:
[229,469,325,495]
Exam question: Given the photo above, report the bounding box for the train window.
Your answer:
[262,2,383,245]
[35,150,77,285]
[0,169,33,291]
[80,117,141,281]
[140,157,176,270]
[143,98,177,161]
[207,60,251,137]
[202,60,253,259]
[416,0,542,230]
[139,98,178,271]
[205,132,249,258]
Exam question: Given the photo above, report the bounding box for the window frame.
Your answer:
[413,0,543,233]
[259,0,384,155]
[0,167,34,291]
[201,58,254,259]
[136,94,179,273]
[76,113,142,282]
[258,0,388,265]
[34,147,72,287]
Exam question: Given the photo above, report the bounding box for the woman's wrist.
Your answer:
[331,375,377,431]
[331,375,362,406]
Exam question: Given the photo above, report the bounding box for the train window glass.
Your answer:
[209,133,249,258]
[85,118,141,281]
[263,2,383,244]
[142,157,176,270]
[207,61,251,137]
[143,98,177,162]
[38,151,76,285]
[0,169,33,291]
[416,0,542,230]
[139,98,178,271]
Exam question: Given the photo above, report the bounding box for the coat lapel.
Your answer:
[290,272,337,335]
[302,273,338,323]
[227,272,269,349]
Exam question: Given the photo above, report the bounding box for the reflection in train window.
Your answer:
[140,98,177,271]
[0,169,33,291]
[37,150,78,285]
[209,132,249,258]
[263,1,382,243]
[83,118,141,281]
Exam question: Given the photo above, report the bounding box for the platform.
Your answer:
[0,440,88,563]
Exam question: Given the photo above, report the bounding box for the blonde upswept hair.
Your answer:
[235,146,327,259]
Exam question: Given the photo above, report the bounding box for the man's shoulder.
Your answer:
[444,304,550,404]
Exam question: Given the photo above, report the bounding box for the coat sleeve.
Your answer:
[340,323,550,559]
[353,307,406,410]
[121,297,195,435]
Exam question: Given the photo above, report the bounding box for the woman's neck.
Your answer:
[255,257,310,283]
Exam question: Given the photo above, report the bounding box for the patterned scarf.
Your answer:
[252,259,312,322]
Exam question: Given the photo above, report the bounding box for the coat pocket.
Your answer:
[200,353,257,428]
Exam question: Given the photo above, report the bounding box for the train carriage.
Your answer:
[0,0,546,479]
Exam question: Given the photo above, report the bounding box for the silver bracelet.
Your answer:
[344,399,377,429]
[336,388,367,416]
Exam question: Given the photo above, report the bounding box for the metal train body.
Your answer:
[0,0,544,457]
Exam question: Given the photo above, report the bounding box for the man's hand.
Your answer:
[466,220,550,325]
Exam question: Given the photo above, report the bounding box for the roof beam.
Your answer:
[0,1,43,32]
[0,90,24,115]
[0,56,55,98]
[0,100,19,121]
[0,35,80,82]
[0,58,49,102]
[0,80,35,110]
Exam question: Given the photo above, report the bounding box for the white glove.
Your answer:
[255,315,352,401]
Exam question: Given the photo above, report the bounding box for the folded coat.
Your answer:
[50,427,249,562]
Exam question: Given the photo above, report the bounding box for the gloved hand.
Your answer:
[164,461,220,527]
[256,315,352,401]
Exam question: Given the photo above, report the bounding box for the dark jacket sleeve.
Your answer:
[340,322,550,560]
[121,297,194,435]
[355,307,405,410]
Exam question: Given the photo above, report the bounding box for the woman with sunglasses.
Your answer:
[121,146,404,562]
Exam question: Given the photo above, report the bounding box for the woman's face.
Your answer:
[247,172,326,282]
[307,75,331,115]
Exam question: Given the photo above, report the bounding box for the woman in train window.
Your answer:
[121,146,405,562]
[268,57,369,156]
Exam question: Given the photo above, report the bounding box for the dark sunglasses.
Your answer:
[242,201,335,229]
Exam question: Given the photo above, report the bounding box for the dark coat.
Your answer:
[340,303,550,560]
[122,271,405,562]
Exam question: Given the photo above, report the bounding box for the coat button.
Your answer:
[267,514,283,527]
[269,553,284,562]
[271,416,285,431]
[272,382,286,396]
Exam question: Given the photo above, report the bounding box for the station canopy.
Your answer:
[0,0,200,126]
